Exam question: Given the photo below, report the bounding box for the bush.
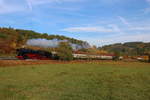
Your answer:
[57,42,73,61]
[113,51,120,61]
[148,55,150,63]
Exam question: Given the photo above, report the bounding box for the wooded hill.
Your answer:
[0,27,150,57]
[0,27,89,54]
[99,42,150,56]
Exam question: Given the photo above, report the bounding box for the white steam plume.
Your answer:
[26,38,91,50]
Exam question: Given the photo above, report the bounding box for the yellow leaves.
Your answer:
[11,42,17,49]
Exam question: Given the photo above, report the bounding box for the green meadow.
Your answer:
[0,62,150,100]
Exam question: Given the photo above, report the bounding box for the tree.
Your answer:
[113,51,120,61]
[144,49,150,63]
[148,54,150,63]
[57,42,73,61]
[145,53,150,63]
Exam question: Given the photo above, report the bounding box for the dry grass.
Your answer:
[0,60,149,67]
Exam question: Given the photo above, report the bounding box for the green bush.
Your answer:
[57,42,73,61]
[0,33,7,38]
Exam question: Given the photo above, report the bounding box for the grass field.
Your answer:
[0,61,150,100]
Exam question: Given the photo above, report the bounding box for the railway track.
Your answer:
[0,57,18,60]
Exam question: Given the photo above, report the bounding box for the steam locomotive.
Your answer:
[16,48,54,60]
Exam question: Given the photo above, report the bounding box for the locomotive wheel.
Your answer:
[23,55,29,59]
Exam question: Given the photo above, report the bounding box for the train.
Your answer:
[16,48,54,60]
[16,48,116,60]
[73,53,115,60]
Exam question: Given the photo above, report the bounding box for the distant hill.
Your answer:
[0,27,90,54]
[99,42,150,56]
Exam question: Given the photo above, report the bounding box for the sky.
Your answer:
[0,0,150,46]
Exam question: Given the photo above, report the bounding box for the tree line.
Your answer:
[98,42,150,62]
[0,27,89,55]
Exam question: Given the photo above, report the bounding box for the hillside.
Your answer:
[0,27,90,54]
[99,42,150,56]
[0,27,150,57]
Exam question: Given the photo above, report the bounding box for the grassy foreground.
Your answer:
[0,61,150,100]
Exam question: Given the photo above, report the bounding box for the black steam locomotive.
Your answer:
[16,48,53,60]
